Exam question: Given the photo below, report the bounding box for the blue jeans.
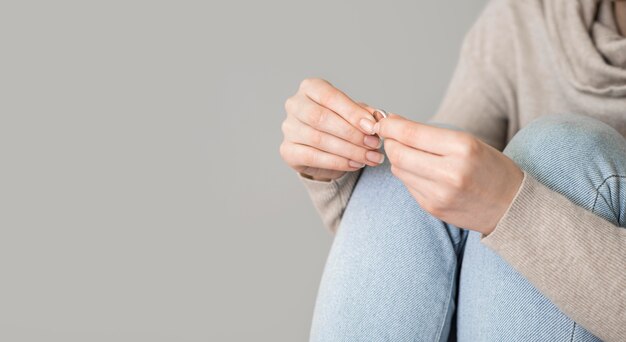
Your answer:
[309,113,626,341]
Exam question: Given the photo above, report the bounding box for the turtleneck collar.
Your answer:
[545,0,626,96]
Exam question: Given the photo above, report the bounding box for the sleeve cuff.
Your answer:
[297,170,362,234]
[479,170,528,241]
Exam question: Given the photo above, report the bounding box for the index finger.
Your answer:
[299,78,376,135]
[374,116,461,155]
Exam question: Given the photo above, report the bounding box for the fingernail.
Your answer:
[364,135,381,149]
[348,160,365,168]
[359,118,375,134]
[366,151,385,164]
[373,122,380,134]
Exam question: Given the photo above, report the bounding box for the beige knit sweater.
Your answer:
[297,0,626,340]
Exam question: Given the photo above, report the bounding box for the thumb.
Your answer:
[372,111,411,136]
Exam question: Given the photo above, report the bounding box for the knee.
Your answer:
[503,113,626,175]
[503,113,626,225]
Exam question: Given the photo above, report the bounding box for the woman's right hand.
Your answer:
[280,78,386,182]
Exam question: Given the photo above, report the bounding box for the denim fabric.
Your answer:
[309,113,626,341]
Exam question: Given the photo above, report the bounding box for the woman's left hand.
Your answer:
[373,113,524,235]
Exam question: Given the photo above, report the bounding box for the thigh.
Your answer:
[457,113,626,341]
[310,143,467,342]
[457,230,601,341]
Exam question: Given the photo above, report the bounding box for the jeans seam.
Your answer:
[591,175,626,223]
[333,178,344,217]
[431,259,457,342]
[569,322,576,341]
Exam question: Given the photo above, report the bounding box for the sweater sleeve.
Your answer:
[481,171,626,342]
[297,169,362,235]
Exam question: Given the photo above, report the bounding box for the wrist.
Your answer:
[485,168,525,236]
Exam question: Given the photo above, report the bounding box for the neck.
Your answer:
[615,1,626,36]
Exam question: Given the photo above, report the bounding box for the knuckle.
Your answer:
[437,187,457,207]
[457,134,480,157]
[279,142,289,160]
[319,87,339,107]
[299,78,313,91]
[280,120,289,135]
[300,77,328,94]
[284,96,296,113]
[447,170,467,189]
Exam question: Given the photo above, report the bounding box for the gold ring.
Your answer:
[373,109,388,122]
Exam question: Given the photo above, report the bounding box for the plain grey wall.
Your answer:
[1,0,486,341]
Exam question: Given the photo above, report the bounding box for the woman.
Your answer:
[279,0,626,340]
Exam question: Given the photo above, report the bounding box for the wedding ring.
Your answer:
[372,109,388,146]
[372,108,388,122]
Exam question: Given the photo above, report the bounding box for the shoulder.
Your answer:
[460,0,545,73]
[463,0,541,55]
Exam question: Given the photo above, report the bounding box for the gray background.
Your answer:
[1,0,485,341]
